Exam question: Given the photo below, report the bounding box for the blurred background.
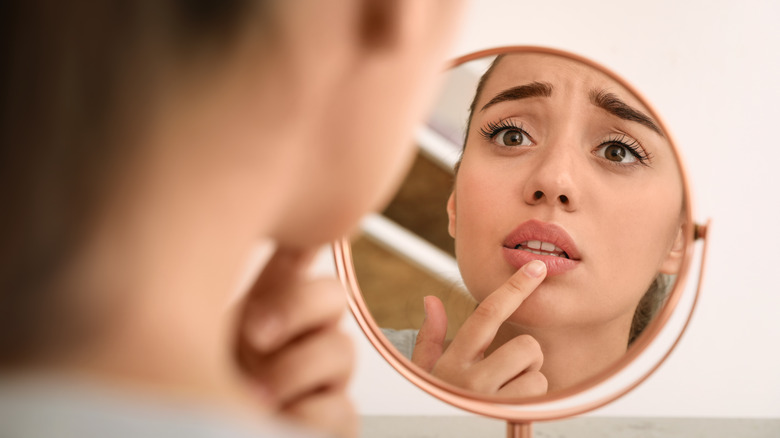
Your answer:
[334,0,779,422]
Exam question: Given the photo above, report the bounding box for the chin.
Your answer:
[507,302,571,329]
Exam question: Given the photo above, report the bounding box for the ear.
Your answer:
[659,225,685,275]
[446,191,456,239]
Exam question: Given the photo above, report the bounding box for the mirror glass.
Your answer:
[349,47,688,401]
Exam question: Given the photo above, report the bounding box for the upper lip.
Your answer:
[502,219,582,261]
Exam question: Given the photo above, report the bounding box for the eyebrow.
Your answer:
[589,89,663,136]
[479,81,663,137]
[480,81,553,112]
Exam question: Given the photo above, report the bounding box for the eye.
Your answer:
[598,142,637,163]
[478,120,534,148]
[494,128,533,147]
[594,134,651,166]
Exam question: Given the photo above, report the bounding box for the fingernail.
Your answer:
[523,260,546,278]
[423,296,430,318]
[249,315,282,352]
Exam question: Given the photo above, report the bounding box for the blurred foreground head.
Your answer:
[0,1,461,365]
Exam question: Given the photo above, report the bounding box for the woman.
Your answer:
[411,52,685,397]
[0,1,462,437]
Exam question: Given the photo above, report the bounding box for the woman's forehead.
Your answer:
[476,53,649,114]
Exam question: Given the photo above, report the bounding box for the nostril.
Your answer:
[559,195,569,204]
[533,191,543,200]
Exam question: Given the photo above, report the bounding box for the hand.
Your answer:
[411,260,548,398]
[236,247,356,438]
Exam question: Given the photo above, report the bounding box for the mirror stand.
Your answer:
[507,421,532,438]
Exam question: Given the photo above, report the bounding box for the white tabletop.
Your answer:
[360,416,780,438]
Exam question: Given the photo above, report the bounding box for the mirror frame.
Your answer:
[333,45,709,423]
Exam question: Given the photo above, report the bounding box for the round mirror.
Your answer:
[334,46,708,425]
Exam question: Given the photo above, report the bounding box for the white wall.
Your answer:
[342,0,780,419]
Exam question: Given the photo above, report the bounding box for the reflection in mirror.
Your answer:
[351,49,685,400]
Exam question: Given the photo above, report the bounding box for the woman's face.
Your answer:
[448,53,684,330]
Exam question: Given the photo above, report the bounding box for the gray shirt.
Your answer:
[0,377,326,438]
[380,328,418,360]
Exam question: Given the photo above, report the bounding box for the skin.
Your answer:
[39,1,463,437]
[413,53,684,396]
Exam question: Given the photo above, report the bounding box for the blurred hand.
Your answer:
[236,247,356,438]
[412,260,549,398]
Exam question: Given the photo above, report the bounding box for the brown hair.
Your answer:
[453,54,505,173]
[629,274,672,345]
[0,0,272,366]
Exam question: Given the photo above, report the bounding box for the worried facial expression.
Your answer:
[448,53,684,332]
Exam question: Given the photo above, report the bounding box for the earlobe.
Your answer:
[659,226,685,275]
[446,192,456,239]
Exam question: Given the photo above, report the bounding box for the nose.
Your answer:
[522,147,579,212]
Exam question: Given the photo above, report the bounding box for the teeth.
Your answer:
[517,240,563,253]
[513,240,567,258]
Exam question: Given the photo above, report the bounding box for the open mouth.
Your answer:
[502,219,582,262]
[512,240,570,259]
[501,220,580,275]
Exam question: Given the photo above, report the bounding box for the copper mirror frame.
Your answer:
[333,46,710,435]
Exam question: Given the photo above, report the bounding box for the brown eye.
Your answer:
[495,128,532,147]
[595,135,647,165]
[604,144,628,162]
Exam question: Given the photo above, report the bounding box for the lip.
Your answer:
[502,219,581,276]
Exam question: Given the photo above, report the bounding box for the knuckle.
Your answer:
[505,274,530,294]
[524,370,548,393]
[414,331,428,347]
[336,333,356,371]
[309,278,347,312]
[463,372,494,393]
[472,299,502,321]
[434,363,492,393]
[331,332,356,372]
[329,330,354,357]
[512,334,542,355]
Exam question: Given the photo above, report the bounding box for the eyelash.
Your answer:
[478,119,652,166]
[600,134,653,165]
[478,119,531,144]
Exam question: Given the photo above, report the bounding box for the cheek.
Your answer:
[320,64,447,219]
[452,161,520,300]
[591,177,683,299]
[287,89,423,244]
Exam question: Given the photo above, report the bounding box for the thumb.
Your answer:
[411,295,448,372]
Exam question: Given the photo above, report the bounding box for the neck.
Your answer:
[490,315,632,394]
[58,221,264,414]
[48,154,286,415]
[34,66,304,414]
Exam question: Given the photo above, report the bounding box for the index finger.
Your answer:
[246,246,318,300]
[446,260,546,361]
[238,245,322,350]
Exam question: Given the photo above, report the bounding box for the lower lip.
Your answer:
[502,247,580,276]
